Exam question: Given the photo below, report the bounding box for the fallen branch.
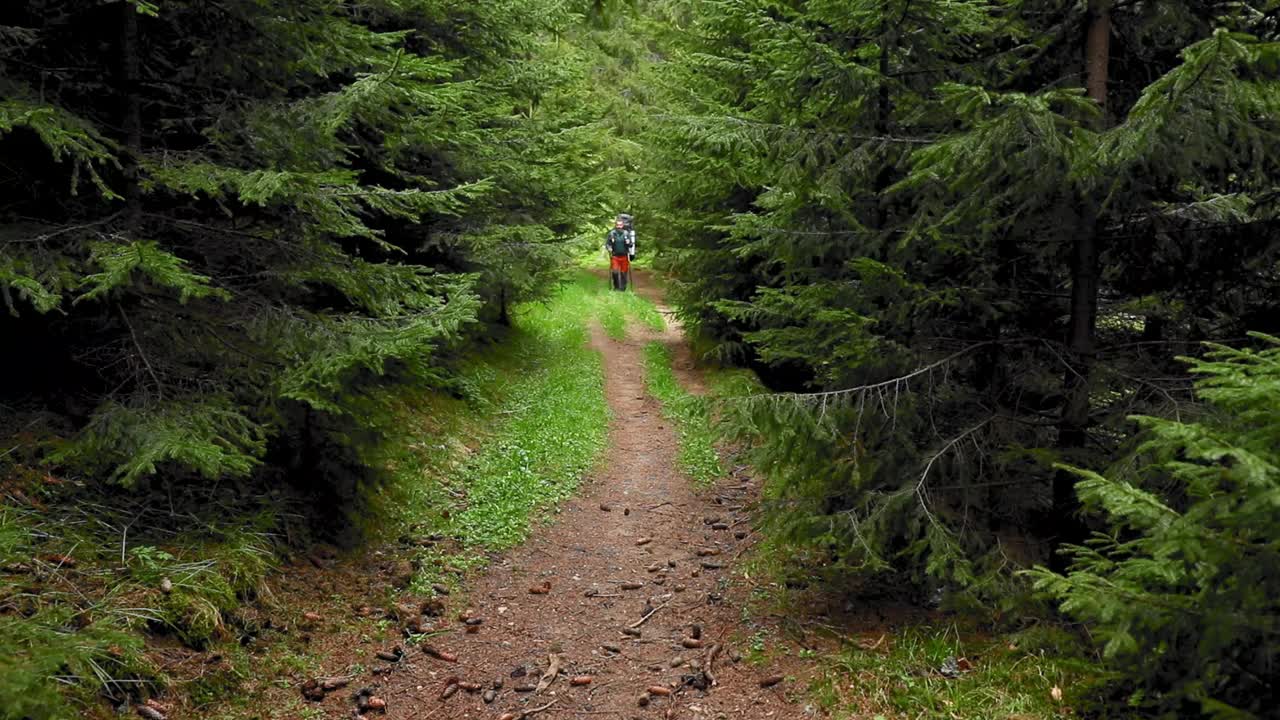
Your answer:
[704,643,722,686]
[629,598,671,629]
[534,654,561,694]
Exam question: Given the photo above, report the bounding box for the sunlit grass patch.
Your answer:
[591,281,665,339]
[808,623,1097,720]
[383,270,612,595]
[448,287,609,550]
[642,342,722,485]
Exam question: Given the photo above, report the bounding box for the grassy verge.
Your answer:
[385,271,613,591]
[0,269,626,719]
[641,342,723,484]
[807,623,1093,719]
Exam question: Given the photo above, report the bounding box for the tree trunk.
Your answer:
[120,1,143,231]
[1051,0,1110,570]
[872,15,894,228]
[876,18,891,136]
[1084,0,1112,119]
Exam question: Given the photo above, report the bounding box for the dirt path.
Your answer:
[329,278,809,719]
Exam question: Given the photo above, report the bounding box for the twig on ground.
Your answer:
[534,654,561,694]
[523,699,558,718]
[629,598,671,629]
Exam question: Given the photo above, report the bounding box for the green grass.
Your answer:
[0,495,279,720]
[642,342,723,485]
[594,285,665,339]
[447,277,610,550]
[379,270,625,593]
[807,623,1097,720]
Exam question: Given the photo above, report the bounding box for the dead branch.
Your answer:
[533,654,561,694]
[629,598,671,629]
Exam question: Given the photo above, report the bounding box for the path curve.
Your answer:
[333,280,807,719]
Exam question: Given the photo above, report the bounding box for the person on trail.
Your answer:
[605,219,633,291]
[618,213,637,261]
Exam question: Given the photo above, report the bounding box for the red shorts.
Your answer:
[610,255,630,273]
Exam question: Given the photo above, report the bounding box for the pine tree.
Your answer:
[636,0,1280,590]
[0,0,608,507]
[1033,335,1280,717]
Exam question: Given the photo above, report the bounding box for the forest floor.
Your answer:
[263,271,818,720]
[20,269,1083,720]
[212,271,1080,720]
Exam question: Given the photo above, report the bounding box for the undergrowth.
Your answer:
[642,342,723,484]
[0,486,281,720]
[726,541,1101,720]
[689,359,1099,719]
[0,269,622,718]
[808,623,1096,720]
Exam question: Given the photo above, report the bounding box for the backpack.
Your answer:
[608,229,630,256]
[617,214,636,255]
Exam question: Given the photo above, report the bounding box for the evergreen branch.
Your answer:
[116,304,164,401]
[1100,218,1280,240]
[649,113,936,145]
[730,342,993,404]
[914,417,994,523]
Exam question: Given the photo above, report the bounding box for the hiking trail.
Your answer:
[310,271,811,719]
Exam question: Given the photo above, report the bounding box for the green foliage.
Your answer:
[1033,336,1280,717]
[810,624,1093,720]
[51,400,266,486]
[449,274,610,549]
[0,0,618,495]
[643,342,722,485]
[634,0,1280,596]
[0,510,150,720]
[0,98,119,196]
[78,240,229,304]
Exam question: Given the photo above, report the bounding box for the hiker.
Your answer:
[604,218,633,291]
[618,213,637,260]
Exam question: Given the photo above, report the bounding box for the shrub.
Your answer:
[1033,335,1280,718]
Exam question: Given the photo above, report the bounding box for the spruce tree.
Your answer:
[1033,336,1280,717]
[0,0,607,508]
[637,0,1280,589]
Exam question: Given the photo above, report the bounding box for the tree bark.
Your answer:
[872,14,895,228]
[1084,0,1112,117]
[120,1,143,231]
[1051,0,1110,570]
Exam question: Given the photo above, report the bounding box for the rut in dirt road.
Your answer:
[322,301,808,720]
